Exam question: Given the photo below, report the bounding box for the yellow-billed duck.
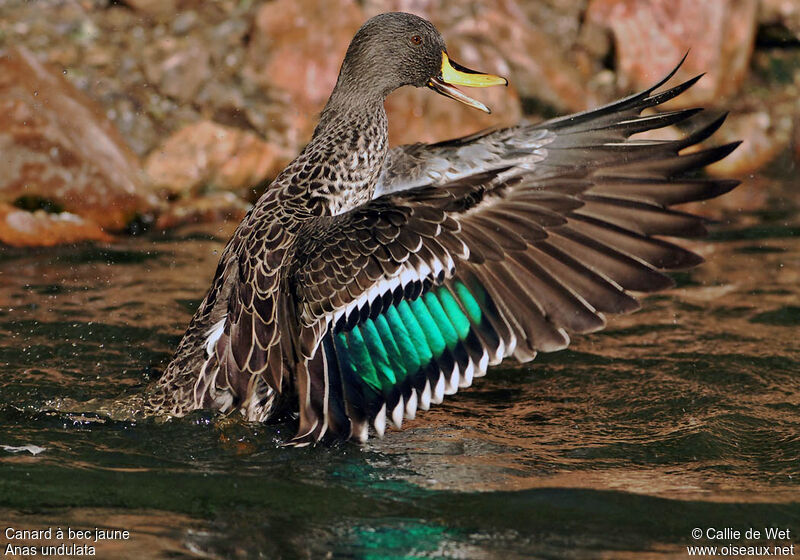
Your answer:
[144,12,740,444]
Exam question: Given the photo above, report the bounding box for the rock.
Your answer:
[586,0,759,107]
[0,203,112,247]
[760,0,800,40]
[244,0,364,119]
[172,10,200,35]
[144,121,292,196]
[795,118,800,165]
[244,0,400,147]
[0,47,158,231]
[143,36,212,103]
[121,0,177,18]
[144,37,209,101]
[120,0,206,20]
[121,0,229,21]
[154,192,251,230]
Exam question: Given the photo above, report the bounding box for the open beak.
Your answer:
[428,52,508,113]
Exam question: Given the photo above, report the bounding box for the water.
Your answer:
[1,191,799,558]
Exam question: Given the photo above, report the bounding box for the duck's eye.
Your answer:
[410,35,423,46]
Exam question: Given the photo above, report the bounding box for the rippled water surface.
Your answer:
[1,191,799,558]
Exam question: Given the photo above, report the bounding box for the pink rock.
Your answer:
[244,0,364,118]
[586,0,758,106]
[144,121,292,195]
[0,47,158,231]
[0,203,112,247]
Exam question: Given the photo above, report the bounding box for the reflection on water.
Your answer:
[0,198,798,558]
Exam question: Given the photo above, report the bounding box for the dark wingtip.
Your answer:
[698,141,743,163]
[665,51,690,82]
[644,74,704,109]
[660,250,706,270]
[682,253,705,268]
[676,111,730,149]
[645,51,692,93]
[718,140,744,158]
[718,179,742,192]
[673,141,743,175]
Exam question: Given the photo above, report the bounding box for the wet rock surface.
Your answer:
[0,0,798,246]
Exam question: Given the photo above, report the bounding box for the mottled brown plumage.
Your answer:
[144,13,739,445]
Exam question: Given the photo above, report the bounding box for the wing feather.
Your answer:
[284,63,739,442]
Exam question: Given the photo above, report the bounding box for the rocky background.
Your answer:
[0,0,798,246]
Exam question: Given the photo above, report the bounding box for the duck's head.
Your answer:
[335,12,508,113]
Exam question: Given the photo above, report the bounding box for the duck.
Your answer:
[143,12,739,444]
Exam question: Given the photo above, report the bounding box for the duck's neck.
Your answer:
[295,93,388,215]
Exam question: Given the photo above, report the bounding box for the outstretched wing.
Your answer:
[375,55,710,198]
[287,69,739,444]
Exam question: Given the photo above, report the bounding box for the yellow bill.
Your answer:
[428,52,508,113]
